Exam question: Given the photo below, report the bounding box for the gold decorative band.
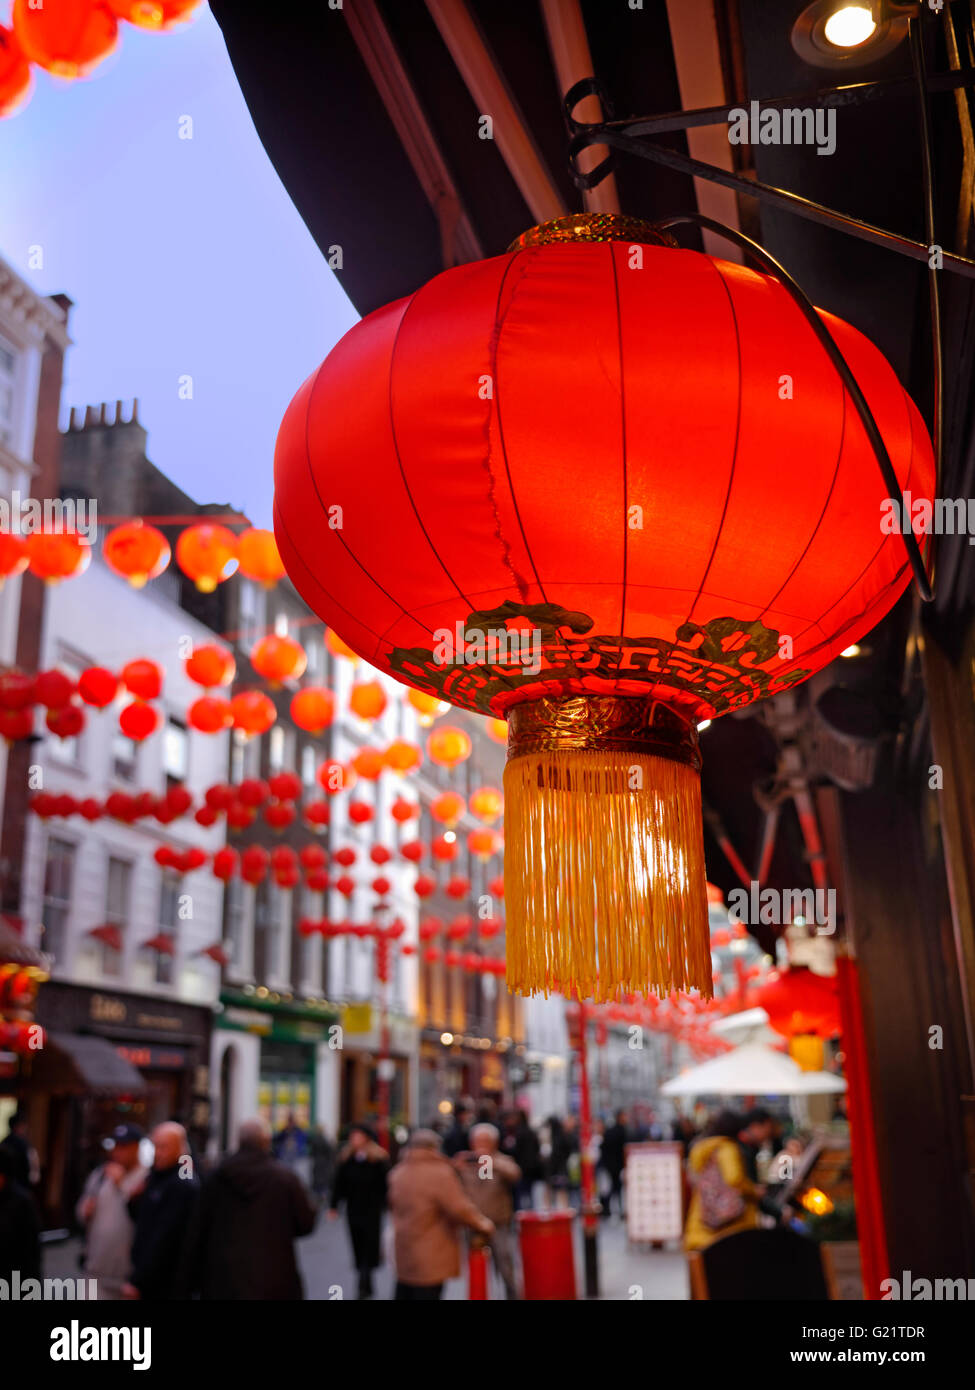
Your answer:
[505,695,701,770]
[508,213,677,251]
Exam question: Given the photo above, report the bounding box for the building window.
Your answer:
[268,724,285,772]
[300,743,316,791]
[49,651,86,767]
[225,877,245,972]
[274,611,289,637]
[112,728,138,782]
[102,856,131,978]
[155,872,182,985]
[238,579,264,653]
[0,334,16,450]
[41,836,75,963]
[163,717,189,788]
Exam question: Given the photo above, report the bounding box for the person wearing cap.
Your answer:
[327,1122,389,1299]
[76,1123,148,1300]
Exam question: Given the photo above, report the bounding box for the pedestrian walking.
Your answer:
[683,1110,765,1252]
[441,1100,473,1158]
[0,1145,40,1285]
[545,1115,580,1208]
[76,1123,148,1300]
[0,1111,37,1192]
[500,1109,541,1210]
[182,1118,317,1299]
[455,1123,521,1299]
[272,1110,308,1166]
[328,1123,388,1299]
[599,1109,629,1218]
[309,1124,336,1201]
[388,1129,493,1300]
[123,1123,199,1301]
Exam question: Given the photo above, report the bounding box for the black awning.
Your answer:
[0,916,48,969]
[28,1033,147,1097]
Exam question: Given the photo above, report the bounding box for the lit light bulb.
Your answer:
[823,5,876,48]
[840,643,861,658]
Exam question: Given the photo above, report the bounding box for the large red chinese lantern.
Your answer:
[274,213,935,1002]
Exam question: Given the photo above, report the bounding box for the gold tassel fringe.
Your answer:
[504,748,711,1003]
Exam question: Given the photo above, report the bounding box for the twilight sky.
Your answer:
[0,5,357,527]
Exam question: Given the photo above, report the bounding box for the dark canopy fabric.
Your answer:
[29,1033,147,1097]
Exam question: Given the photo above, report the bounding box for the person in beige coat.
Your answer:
[387,1129,493,1300]
[454,1123,521,1299]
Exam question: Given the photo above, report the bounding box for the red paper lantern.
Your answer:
[423,946,442,965]
[164,785,193,817]
[426,726,471,769]
[325,628,356,659]
[227,801,255,831]
[467,828,498,861]
[121,659,163,701]
[154,846,176,869]
[108,0,201,29]
[235,526,286,586]
[445,877,470,901]
[29,792,57,819]
[271,845,298,874]
[264,800,296,831]
[0,708,33,742]
[347,800,374,825]
[317,759,355,795]
[0,530,29,582]
[447,915,471,939]
[78,666,119,708]
[334,875,356,898]
[349,679,387,721]
[488,876,505,899]
[274,213,935,1002]
[384,739,421,774]
[205,783,235,811]
[400,943,417,957]
[46,704,84,739]
[303,799,331,830]
[185,644,236,689]
[290,686,335,735]
[407,689,448,724]
[181,847,207,873]
[105,791,135,821]
[24,529,91,583]
[350,747,384,781]
[485,718,507,745]
[372,876,392,897]
[419,918,441,941]
[80,797,102,821]
[119,700,159,742]
[175,523,238,593]
[241,845,270,885]
[195,806,218,827]
[400,840,424,863]
[35,669,76,709]
[757,967,841,1040]
[431,791,465,828]
[469,786,503,824]
[333,847,356,868]
[13,0,118,78]
[306,869,330,893]
[444,950,462,969]
[252,633,307,685]
[299,844,328,872]
[478,918,503,940]
[0,671,35,709]
[237,778,270,807]
[103,521,171,587]
[391,797,418,823]
[268,771,302,802]
[461,952,481,972]
[188,696,233,734]
[231,690,276,736]
[414,874,436,899]
[370,845,391,866]
[431,836,457,863]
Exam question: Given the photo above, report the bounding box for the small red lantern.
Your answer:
[185,644,236,689]
[188,696,233,734]
[423,946,442,965]
[488,876,505,899]
[290,686,335,735]
[80,797,103,821]
[426,726,472,769]
[264,800,296,831]
[317,759,356,795]
[431,835,458,863]
[35,669,76,709]
[0,708,33,743]
[299,844,328,872]
[231,690,277,736]
[334,847,356,868]
[154,845,177,869]
[306,869,330,893]
[414,874,436,899]
[419,918,441,941]
[164,785,193,817]
[400,840,425,863]
[757,967,841,1040]
[391,797,418,823]
[348,801,374,825]
[384,739,421,774]
[431,791,465,828]
[0,671,35,709]
[351,747,385,781]
[195,806,218,827]
[227,801,255,831]
[24,529,91,583]
[467,828,498,861]
[370,845,391,865]
[78,666,119,708]
[121,659,163,701]
[407,689,448,725]
[119,700,159,742]
[205,783,235,812]
[400,943,417,957]
[236,526,286,586]
[478,918,503,940]
[108,1,201,31]
[349,679,387,721]
[485,718,507,745]
[29,792,57,819]
[447,915,471,940]
[237,778,270,807]
[241,845,270,885]
[469,786,503,824]
[268,771,302,802]
[12,0,118,78]
[103,521,171,587]
[251,634,307,685]
[46,704,84,739]
[446,877,470,900]
[334,875,356,898]
[303,799,331,830]
[175,522,238,592]
[0,531,29,584]
[372,876,392,897]
[444,950,462,969]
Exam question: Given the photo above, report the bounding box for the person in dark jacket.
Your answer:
[501,1110,541,1210]
[599,1110,629,1217]
[0,1145,40,1284]
[309,1124,336,1201]
[441,1102,473,1159]
[546,1115,580,1207]
[328,1123,389,1299]
[124,1123,199,1301]
[0,1111,33,1192]
[182,1117,317,1299]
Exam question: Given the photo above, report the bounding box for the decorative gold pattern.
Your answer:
[507,213,677,251]
[506,694,700,769]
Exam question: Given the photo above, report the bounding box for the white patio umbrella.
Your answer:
[661,1042,846,1097]
[709,1007,781,1046]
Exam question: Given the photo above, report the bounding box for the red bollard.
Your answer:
[517,1210,577,1300]
[468,1240,490,1300]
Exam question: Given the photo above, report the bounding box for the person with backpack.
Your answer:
[683,1110,765,1252]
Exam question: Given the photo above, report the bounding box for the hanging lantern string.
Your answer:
[651,211,936,604]
[908,15,943,505]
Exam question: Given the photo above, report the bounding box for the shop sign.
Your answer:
[116,1044,187,1071]
[341,1002,373,1035]
[221,1007,272,1035]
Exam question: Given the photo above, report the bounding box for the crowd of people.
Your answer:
[0,1099,815,1301]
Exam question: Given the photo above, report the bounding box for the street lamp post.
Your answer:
[574,999,600,1298]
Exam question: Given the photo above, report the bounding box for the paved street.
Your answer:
[41,1214,689,1303]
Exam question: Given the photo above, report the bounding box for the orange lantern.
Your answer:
[349,679,387,721]
[108,1,201,31]
[317,759,356,795]
[485,718,507,745]
[188,696,233,734]
[119,700,159,742]
[236,527,286,587]
[103,521,170,588]
[431,791,465,828]
[185,643,236,689]
[0,532,28,585]
[391,797,418,823]
[121,659,163,701]
[251,633,307,685]
[384,739,421,774]
[13,0,118,79]
[175,522,238,593]
[426,725,471,768]
[325,628,356,659]
[407,689,448,725]
[78,666,118,708]
[351,747,385,781]
[24,529,91,583]
[467,828,498,861]
[469,786,503,824]
[0,25,32,118]
[290,686,335,735]
[230,690,276,736]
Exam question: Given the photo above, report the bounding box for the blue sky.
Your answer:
[0,5,357,526]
